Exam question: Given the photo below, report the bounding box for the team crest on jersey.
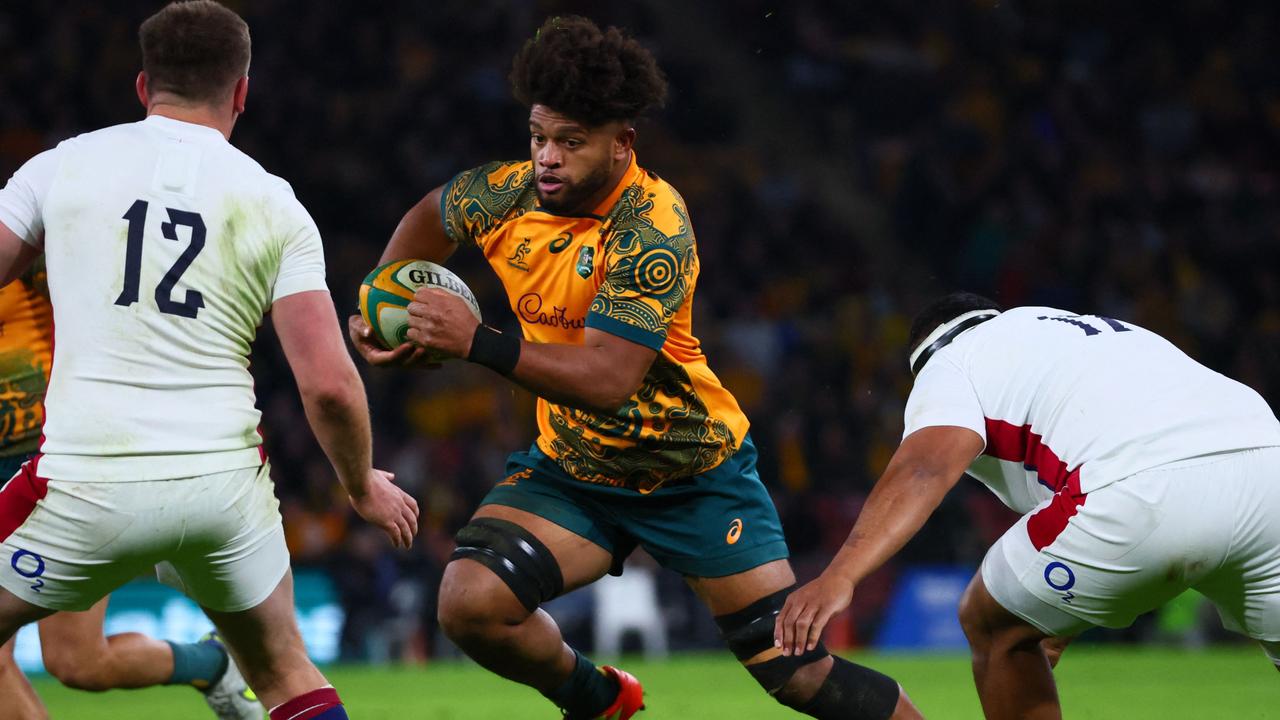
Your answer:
[575,246,595,278]
[507,238,532,272]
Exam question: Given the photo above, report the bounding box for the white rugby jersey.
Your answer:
[0,115,327,481]
[904,306,1280,513]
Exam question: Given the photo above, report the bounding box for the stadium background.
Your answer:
[3,0,1279,714]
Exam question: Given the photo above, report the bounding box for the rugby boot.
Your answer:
[593,666,645,719]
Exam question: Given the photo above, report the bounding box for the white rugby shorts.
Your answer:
[982,446,1280,660]
[0,457,288,613]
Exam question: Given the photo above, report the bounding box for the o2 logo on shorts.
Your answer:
[1043,561,1075,604]
[11,549,45,592]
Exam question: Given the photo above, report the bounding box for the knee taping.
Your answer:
[798,656,899,720]
[714,585,828,695]
[450,518,564,612]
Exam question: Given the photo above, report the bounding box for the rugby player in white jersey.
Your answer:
[0,3,419,720]
[776,292,1280,720]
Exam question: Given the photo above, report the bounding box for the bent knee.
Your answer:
[772,655,833,707]
[437,560,529,642]
[773,655,904,719]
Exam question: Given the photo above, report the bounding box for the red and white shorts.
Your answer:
[0,458,289,613]
[982,447,1280,664]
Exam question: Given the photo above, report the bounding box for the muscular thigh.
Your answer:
[687,559,795,616]
[439,504,612,625]
[164,464,288,613]
[37,597,109,655]
[471,504,613,592]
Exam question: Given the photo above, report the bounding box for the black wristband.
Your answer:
[467,324,520,375]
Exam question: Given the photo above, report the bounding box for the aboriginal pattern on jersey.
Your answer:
[442,156,749,492]
[545,356,736,493]
[0,263,51,455]
[441,161,535,246]
[589,184,696,344]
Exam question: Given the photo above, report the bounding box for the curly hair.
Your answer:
[510,16,668,127]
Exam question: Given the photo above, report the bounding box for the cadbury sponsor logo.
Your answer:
[518,293,584,330]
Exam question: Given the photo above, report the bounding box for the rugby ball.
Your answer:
[358,259,482,353]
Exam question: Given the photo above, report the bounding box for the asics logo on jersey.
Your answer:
[1043,561,1076,604]
[726,518,744,545]
[549,231,573,254]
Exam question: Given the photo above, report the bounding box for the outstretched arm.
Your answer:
[775,425,984,655]
[275,290,419,548]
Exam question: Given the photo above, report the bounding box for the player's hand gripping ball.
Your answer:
[359,260,481,359]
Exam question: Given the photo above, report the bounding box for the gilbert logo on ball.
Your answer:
[359,259,482,353]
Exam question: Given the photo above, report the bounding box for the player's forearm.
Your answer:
[508,341,638,414]
[826,465,958,586]
[379,188,458,265]
[299,382,374,495]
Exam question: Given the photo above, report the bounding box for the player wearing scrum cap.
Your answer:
[777,291,1280,719]
[0,2,418,719]
[351,15,921,720]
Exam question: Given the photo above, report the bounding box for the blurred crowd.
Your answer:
[3,0,1278,659]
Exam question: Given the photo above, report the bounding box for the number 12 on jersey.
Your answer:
[115,199,206,318]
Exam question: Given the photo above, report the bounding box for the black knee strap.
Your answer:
[716,585,798,661]
[450,518,564,613]
[715,585,828,694]
[799,656,899,720]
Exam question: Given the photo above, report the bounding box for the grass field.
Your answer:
[31,647,1278,719]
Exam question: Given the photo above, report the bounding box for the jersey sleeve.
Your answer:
[902,354,987,447]
[585,193,696,351]
[271,191,328,302]
[440,161,532,249]
[0,147,62,250]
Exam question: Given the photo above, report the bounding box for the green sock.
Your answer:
[543,650,619,720]
[166,640,229,690]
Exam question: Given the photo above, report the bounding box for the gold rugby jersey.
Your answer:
[442,153,749,492]
[0,263,51,455]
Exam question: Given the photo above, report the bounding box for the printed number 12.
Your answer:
[115,199,206,318]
